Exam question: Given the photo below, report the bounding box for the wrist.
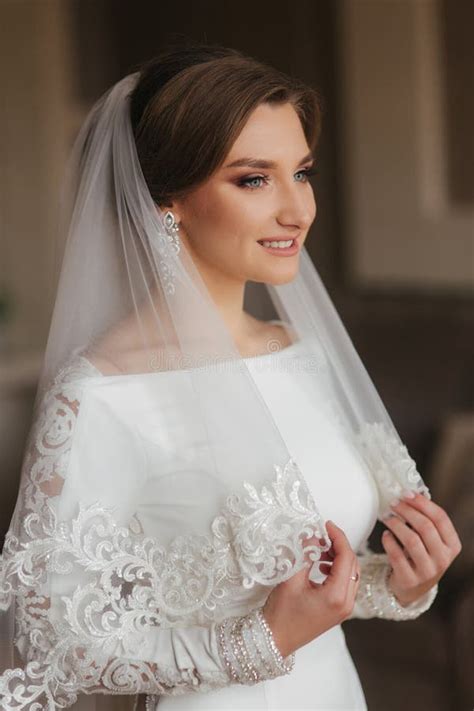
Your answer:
[216,607,295,685]
[260,608,292,659]
[384,566,438,619]
[387,571,434,607]
[386,572,414,607]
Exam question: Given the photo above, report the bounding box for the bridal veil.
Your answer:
[0,46,433,709]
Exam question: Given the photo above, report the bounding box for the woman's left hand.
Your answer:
[381,492,463,606]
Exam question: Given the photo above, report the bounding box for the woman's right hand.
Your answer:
[262,520,361,658]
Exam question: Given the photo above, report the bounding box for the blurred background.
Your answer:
[0,0,472,708]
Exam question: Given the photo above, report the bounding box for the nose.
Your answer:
[276,180,316,232]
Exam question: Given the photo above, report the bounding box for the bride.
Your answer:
[0,43,462,710]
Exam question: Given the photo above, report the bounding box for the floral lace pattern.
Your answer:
[354,421,432,521]
[0,354,437,708]
[0,355,331,708]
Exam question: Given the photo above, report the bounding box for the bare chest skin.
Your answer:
[86,317,293,374]
[237,320,293,358]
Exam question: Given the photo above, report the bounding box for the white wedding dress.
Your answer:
[3,323,436,709]
[146,329,375,711]
[61,329,373,710]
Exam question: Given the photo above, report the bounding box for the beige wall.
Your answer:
[337,0,474,292]
[0,0,77,351]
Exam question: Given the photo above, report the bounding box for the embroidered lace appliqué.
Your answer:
[0,355,437,709]
[349,423,438,621]
[0,354,330,708]
[354,421,431,520]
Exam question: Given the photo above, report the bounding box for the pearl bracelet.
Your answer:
[216,606,295,684]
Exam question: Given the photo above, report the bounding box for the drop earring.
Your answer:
[163,210,181,254]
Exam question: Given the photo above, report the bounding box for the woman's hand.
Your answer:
[381,492,462,606]
[262,520,361,658]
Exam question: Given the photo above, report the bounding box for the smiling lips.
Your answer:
[257,236,300,256]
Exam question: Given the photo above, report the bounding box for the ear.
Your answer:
[157,201,182,224]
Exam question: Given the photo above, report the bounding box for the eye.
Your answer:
[237,174,270,190]
[295,167,319,182]
[237,167,319,190]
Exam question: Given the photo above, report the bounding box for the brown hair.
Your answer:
[129,42,324,207]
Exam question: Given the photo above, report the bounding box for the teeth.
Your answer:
[260,239,294,249]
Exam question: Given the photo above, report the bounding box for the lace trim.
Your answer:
[0,354,436,707]
[0,460,323,707]
[0,354,332,707]
[354,422,432,520]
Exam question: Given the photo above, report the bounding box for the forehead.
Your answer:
[226,103,308,158]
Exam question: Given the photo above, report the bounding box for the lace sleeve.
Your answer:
[0,358,294,709]
[348,543,438,621]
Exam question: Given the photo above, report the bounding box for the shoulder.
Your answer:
[80,351,123,376]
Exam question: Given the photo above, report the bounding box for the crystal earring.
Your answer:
[163,210,181,254]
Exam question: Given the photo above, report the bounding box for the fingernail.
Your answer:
[402,490,416,499]
[389,498,400,507]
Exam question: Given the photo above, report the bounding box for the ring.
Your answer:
[350,571,359,582]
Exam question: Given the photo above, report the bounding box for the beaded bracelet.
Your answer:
[382,564,439,620]
[216,606,295,684]
[357,554,438,620]
[255,608,294,674]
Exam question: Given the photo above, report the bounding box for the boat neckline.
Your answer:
[72,336,306,380]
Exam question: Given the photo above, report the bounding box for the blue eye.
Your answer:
[295,168,319,181]
[239,175,269,189]
[238,167,319,190]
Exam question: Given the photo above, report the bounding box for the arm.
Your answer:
[0,359,293,709]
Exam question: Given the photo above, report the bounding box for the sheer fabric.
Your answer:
[0,70,438,710]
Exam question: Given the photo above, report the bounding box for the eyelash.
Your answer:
[237,167,319,190]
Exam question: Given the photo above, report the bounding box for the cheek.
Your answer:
[199,190,262,244]
[182,197,244,260]
[188,187,239,228]
[306,189,317,219]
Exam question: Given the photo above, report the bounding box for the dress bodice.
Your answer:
[0,330,436,711]
[62,334,378,586]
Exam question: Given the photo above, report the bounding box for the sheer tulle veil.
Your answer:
[0,50,433,710]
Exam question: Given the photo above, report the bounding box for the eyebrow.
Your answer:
[224,151,315,170]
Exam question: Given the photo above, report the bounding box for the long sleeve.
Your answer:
[347,422,439,621]
[348,545,438,621]
[0,359,294,709]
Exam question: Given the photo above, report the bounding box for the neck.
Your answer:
[177,238,254,343]
[198,265,250,342]
[147,262,253,349]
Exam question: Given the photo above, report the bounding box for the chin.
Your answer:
[253,263,300,286]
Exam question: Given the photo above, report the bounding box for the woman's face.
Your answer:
[169,101,317,286]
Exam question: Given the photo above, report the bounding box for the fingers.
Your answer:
[301,533,328,569]
[323,520,354,590]
[383,494,463,580]
[387,500,447,559]
[381,528,417,581]
[381,513,429,570]
[392,493,462,554]
[301,533,334,587]
[339,554,361,617]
